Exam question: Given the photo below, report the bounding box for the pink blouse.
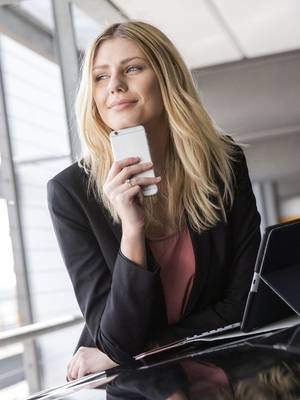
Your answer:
[148,224,196,324]
[181,360,230,394]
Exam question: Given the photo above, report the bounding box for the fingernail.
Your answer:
[156,176,161,180]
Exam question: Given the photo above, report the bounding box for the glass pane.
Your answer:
[1,36,69,162]
[0,31,80,395]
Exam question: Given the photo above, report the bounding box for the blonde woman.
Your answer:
[47,21,261,380]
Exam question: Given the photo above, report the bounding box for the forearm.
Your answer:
[99,250,162,362]
[48,179,162,364]
[121,227,147,269]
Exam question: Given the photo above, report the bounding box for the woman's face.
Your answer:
[92,37,165,131]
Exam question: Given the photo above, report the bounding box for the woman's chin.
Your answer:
[110,119,144,131]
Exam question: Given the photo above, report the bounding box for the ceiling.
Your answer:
[2,0,300,69]
[9,0,300,69]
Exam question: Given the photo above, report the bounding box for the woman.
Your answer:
[47,21,261,380]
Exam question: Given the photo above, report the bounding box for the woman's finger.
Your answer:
[67,363,77,381]
[114,162,153,183]
[106,157,139,181]
[114,185,141,205]
[66,350,81,381]
[77,363,87,380]
[66,357,76,381]
[113,161,153,187]
[70,358,81,381]
[137,188,144,206]
[67,367,75,381]
[124,176,158,189]
[110,176,159,201]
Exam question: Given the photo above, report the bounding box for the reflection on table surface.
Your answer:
[27,324,300,400]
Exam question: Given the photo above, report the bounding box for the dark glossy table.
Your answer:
[27,323,300,400]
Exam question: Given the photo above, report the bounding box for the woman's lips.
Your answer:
[111,101,137,111]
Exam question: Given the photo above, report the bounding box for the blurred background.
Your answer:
[0,0,299,398]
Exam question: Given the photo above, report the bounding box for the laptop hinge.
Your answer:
[250,272,260,292]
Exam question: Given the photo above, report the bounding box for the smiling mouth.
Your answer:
[111,101,138,110]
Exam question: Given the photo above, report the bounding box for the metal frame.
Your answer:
[52,0,81,161]
[0,0,21,6]
[15,154,70,166]
[261,181,280,226]
[192,47,300,76]
[0,315,83,347]
[0,39,42,393]
[252,180,280,231]
[234,124,300,144]
[72,0,127,24]
[252,182,266,233]
[0,173,3,197]
[0,5,56,62]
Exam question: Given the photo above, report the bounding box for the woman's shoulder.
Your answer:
[50,161,87,184]
[47,161,107,232]
[48,161,89,190]
[47,161,91,205]
[222,134,247,174]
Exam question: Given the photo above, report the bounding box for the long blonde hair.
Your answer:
[76,21,243,234]
[235,362,300,400]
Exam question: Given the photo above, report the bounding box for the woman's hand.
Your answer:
[67,346,118,381]
[103,157,161,233]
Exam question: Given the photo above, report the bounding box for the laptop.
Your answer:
[241,217,300,331]
[135,218,300,360]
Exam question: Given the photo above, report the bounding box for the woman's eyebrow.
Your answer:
[93,56,146,71]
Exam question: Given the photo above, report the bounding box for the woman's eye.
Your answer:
[127,65,142,73]
[94,66,143,81]
[95,75,108,81]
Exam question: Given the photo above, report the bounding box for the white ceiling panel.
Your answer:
[112,0,242,68]
[213,0,300,57]
[13,0,300,68]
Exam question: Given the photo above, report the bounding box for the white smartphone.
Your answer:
[109,125,158,196]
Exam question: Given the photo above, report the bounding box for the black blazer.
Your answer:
[47,145,261,363]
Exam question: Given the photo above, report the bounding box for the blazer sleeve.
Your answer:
[167,148,261,339]
[47,178,162,363]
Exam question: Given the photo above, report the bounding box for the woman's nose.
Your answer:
[108,73,127,93]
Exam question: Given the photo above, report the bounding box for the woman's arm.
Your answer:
[47,178,163,363]
[121,229,147,269]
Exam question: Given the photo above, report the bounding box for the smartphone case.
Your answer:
[110,125,157,196]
